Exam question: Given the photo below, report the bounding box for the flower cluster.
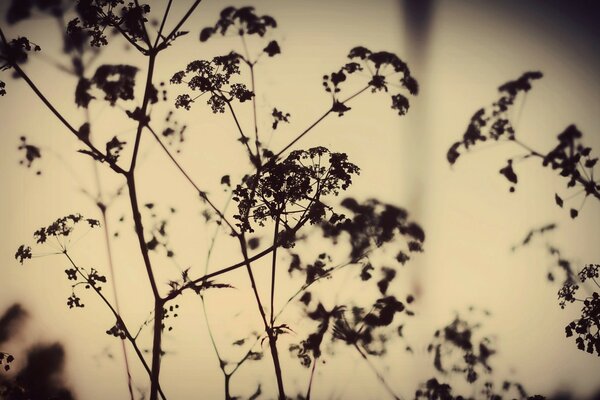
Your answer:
[171,53,253,113]
[578,264,600,283]
[67,293,84,309]
[33,214,100,245]
[17,136,42,174]
[232,147,359,233]
[558,282,579,309]
[0,36,41,96]
[289,303,345,367]
[15,214,100,265]
[565,292,600,356]
[64,266,107,310]
[447,72,599,215]
[161,110,187,154]
[143,203,177,259]
[559,264,600,357]
[271,108,290,130]
[105,136,126,163]
[199,6,281,64]
[333,296,407,347]
[447,71,542,166]
[414,378,456,400]
[200,6,277,42]
[320,197,425,262]
[76,64,139,108]
[106,320,127,339]
[322,46,418,117]
[427,312,495,384]
[6,0,67,24]
[0,36,41,65]
[67,0,151,48]
[545,125,599,215]
[15,245,32,264]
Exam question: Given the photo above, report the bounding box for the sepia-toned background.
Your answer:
[1,0,599,398]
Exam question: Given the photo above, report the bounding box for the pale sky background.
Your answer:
[0,1,599,399]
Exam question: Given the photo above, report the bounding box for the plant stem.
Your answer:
[353,343,401,400]
[274,85,370,160]
[126,175,164,400]
[273,110,331,160]
[63,252,166,400]
[0,28,125,175]
[154,0,174,47]
[270,211,281,327]
[249,63,261,164]
[150,299,164,400]
[129,51,156,172]
[238,236,286,400]
[157,0,204,51]
[226,100,256,163]
[133,0,152,47]
[99,206,135,400]
[512,139,600,201]
[84,91,134,400]
[306,358,318,400]
[146,124,238,234]
[224,374,232,400]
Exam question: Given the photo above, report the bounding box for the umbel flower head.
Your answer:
[15,214,101,263]
[232,147,359,233]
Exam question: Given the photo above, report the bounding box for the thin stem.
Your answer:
[240,34,251,63]
[100,206,135,400]
[146,124,238,235]
[111,22,148,54]
[274,249,372,323]
[82,89,134,400]
[126,177,160,298]
[0,29,125,175]
[154,0,174,48]
[129,52,157,173]
[119,48,165,400]
[273,110,331,160]
[306,359,318,400]
[229,335,261,376]
[353,343,401,400]
[199,296,225,367]
[198,195,236,398]
[226,100,256,163]
[204,194,234,275]
[270,209,281,327]
[149,299,164,400]
[164,244,276,302]
[249,64,261,164]
[125,175,164,400]
[133,0,152,48]
[238,235,286,400]
[164,212,312,303]
[274,85,370,160]
[158,0,203,51]
[513,139,600,201]
[224,374,232,400]
[62,252,166,400]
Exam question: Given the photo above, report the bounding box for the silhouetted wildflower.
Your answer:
[199,6,277,42]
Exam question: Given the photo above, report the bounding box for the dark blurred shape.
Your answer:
[400,0,434,60]
[6,0,63,25]
[0,304,27,345]
[11,343,75,400]
[549,389,600,400]
[0,304,75,400]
